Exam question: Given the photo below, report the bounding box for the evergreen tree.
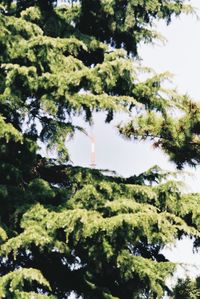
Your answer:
[0,0,200,298]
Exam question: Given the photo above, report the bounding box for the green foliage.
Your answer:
[0,0,200,298]
[0,116,22,143]
[1,0,198,165]
[0,165,200,298]
[173,277,200,299]
[0,268,55,298]
[119,100,200,168]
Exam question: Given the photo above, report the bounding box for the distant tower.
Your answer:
[90,129,96,168]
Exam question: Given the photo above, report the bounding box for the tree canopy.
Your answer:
[0,0,200,298]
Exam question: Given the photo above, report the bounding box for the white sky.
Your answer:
[67,0,200,281]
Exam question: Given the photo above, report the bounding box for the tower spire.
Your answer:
[90,127,96,168]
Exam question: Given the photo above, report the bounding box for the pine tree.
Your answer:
[0,0,200,298]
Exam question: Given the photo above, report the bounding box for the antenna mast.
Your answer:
[90,128,96,168]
